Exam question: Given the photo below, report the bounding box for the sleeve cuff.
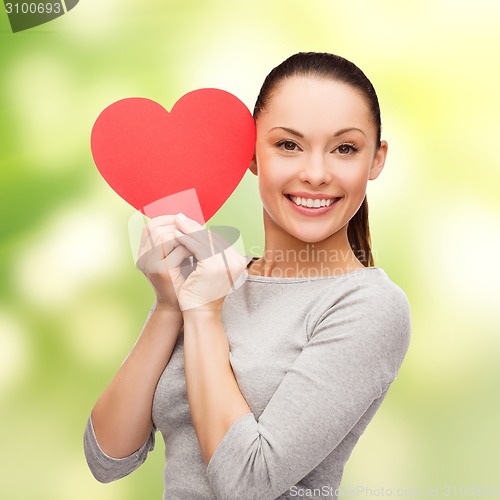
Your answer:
[83,414,156,483]
[205,412,257,494]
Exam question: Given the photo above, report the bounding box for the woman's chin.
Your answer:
[288,227,336,244]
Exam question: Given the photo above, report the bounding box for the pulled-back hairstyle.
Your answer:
[253,52,382,267]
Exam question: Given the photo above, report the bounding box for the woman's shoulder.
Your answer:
[312,265,408,300]
[358,266,409,300]
[317,268,412,380]
[334,266,411,321]
[308,266,412,343]
[343,267,411,350]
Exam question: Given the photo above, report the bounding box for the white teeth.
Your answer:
[289,195,337,208]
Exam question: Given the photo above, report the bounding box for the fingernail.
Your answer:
[176,212,188,221]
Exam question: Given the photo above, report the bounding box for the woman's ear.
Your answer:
[248,152,258,176]
[368,140,388,181]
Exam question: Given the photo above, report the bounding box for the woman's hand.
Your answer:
[172,214,249,314]
[136,214,194,312]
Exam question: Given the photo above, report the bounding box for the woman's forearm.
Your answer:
[182,310,252,465]
[91,304,183,458]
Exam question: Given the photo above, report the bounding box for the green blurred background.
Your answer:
[1,1,499,498]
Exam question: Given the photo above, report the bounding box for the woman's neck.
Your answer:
[248,227,364,279]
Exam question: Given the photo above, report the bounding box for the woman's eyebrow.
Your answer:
[334,127,366,137]
[268,126,304,137]
[267,126,366,138]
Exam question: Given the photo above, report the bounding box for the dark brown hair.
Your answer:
[253,52,382,267]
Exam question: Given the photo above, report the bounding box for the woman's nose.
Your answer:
[298,153,332,186]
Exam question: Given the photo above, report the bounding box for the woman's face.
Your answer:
[250,76,387,245]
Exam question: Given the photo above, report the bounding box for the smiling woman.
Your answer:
[249,53,387,276]
[251,90,384,272]
[83,52,411,499]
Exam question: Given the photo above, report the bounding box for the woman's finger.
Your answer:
[174,216,237,258]
[136,244,164,272]
[146,214,178,228]
[141,224,176,243]
[173,220,226,261]
[138,241,193,276]
[165,242,193,270]
[140,223,176,248]
[174,229,216,262]
[139,226,178,259]
[151,226,177,249]
[174,214,229,260]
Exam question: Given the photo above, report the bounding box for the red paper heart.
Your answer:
[90,89,256,224]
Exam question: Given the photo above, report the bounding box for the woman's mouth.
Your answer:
[284,194,341,216]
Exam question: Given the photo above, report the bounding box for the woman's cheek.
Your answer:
[340,158,370,182]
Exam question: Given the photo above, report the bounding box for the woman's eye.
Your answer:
[277,140,299,151]
[336,144,358,155]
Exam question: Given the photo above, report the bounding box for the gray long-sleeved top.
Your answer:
[84,264,411,499]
